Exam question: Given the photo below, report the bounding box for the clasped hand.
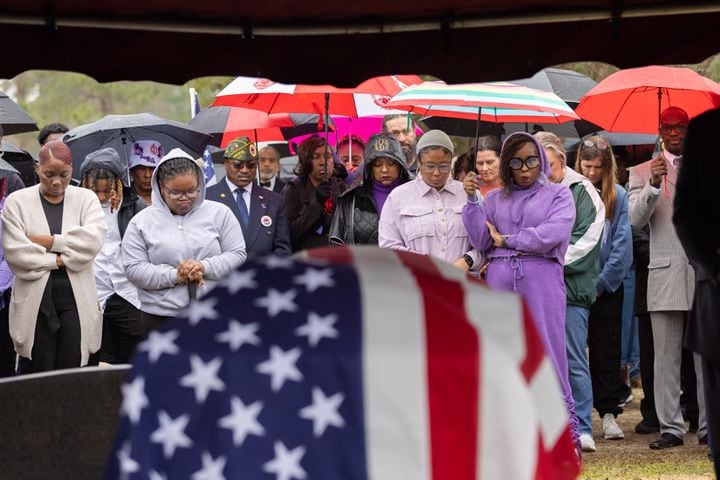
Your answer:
[177,259,205,285]
[486,221,506,248]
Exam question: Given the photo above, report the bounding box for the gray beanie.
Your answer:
[416,129,454,156]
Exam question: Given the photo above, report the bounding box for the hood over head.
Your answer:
[151,147,206,213]
[79,147,126,182]
[359,133,411,183]
[501,131,551,185]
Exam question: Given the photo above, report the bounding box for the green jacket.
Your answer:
[561,168,605,308]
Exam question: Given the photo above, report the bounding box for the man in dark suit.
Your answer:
[206,137,291,260]
[673,107,720,471]
[258,145,286,194]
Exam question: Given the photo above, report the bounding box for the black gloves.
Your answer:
[315,181,332,203]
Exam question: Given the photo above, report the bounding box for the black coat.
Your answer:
[282,176,346,252]
[673,107,720,361]
[329,183,380,245]
[206,179,291,259]
[118,188,146,238]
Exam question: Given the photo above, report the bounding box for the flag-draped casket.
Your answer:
[106,246,580,480]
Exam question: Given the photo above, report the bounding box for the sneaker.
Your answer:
[602,413,625,440]
[580,433,597,452]
[618,391,634,408]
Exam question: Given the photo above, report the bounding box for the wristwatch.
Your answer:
[463,254,474,268]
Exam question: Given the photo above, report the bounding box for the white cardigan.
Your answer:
[1,185,107,366]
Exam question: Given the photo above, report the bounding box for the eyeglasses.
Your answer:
[659,124,687,135]
[582,139,609,150]
[228,160,257,170]
[509,156,540,170]
[420,162,451,173]
[164,188,200,200]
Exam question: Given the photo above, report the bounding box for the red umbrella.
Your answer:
[211,75,424,116]
[576,66,720,134]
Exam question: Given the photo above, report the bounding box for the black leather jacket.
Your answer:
[329,183,379,245]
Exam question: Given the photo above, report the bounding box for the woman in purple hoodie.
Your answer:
[462,132,578,442]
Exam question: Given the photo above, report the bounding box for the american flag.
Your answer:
[105,246,580,480]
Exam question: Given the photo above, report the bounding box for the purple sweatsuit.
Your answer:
[462,132,579,442]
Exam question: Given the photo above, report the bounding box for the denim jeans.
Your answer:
[621,268,639,369]
[565,304,593,435]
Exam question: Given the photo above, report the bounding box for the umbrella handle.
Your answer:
[188,281,197,301]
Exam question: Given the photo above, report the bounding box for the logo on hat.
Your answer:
[374,137,390,152]
[254,79,275,90]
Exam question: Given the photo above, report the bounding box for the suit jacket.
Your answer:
[628,153,694,312]
[673,108,720,360]
[206,179,291,259]
[271,178,286,194]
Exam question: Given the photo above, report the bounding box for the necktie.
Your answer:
[260,181,271,188]
[236,188,249,229]
[674,155,682,172]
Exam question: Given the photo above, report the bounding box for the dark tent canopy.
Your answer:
[0,1,718,85]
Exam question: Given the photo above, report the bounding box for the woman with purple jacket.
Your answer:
[461,132,579,443]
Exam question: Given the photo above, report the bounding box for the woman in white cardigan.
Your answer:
[1,140,106,372]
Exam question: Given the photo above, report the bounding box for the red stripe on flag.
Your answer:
[520,301,545,382]
[305,245,354,265]
[534,427,580,480]
[397,251,479,480]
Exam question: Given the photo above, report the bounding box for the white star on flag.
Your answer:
[192,452,227,480]
[139,330,180,364]
[121,376,148,424]
[256,345,303,392]
[148,471,167,480]
[299,386,346,437]
[262,441,307,480]
[180,355,226,402]
[254,288,298,317]
[150,411,193,460]
[295,312,339,347]
[117,442,140,477]
[292,268,335,293]
[184,297,220,325]
[215,320,261,351]
[223,270,258,294]
[261,256,294,269]
[218,396,265,446]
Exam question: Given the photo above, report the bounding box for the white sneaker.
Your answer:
[602,413,625,440]
[580,433,597,452]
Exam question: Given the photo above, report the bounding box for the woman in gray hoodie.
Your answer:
[122,148,246,331]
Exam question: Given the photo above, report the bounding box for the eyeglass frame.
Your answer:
[163,188,201,200]
[508,155,541,170]
[582,138,610,150]
[659,124,688,135]
[419,162,452,173]
[226,160,258,170]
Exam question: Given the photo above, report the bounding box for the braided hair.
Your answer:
[81,168,123,212]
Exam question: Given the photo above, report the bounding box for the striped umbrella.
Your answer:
[385,81,579,124]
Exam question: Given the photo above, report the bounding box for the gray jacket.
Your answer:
[122,149,246,316]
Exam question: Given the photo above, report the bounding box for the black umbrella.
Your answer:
[512,67,598,108]
[63,113,212,180]
[1,140,36,186]
[188,106,332,147]
[0,90,38,136]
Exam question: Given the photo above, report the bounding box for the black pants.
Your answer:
[589,285,626,417]
[702,357,720,476]
[637,312,659,424]
[98,294,143,364]
[140,311,172,336]
[0,290,15,377]
[17,272,81,374]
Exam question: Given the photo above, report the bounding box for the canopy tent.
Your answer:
[0,1,719,85]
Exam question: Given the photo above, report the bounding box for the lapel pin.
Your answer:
[261,215,273,227]
[220,193,226,198]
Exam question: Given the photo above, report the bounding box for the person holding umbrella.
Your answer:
[283,136,347,252]
[461,132,579,445]
[1,140,107,373]
[79,148,146,364]
[122,148,246,332]
[628,106,707,449]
